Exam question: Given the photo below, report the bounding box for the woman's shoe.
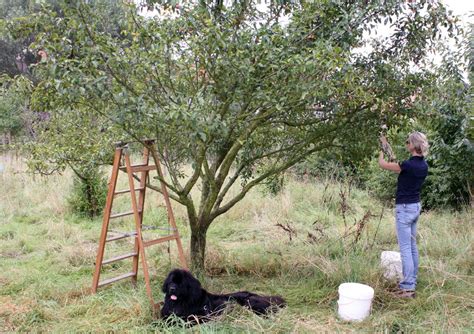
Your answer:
[391,289,416,299]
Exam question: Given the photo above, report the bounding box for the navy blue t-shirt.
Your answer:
[396,156,428,204]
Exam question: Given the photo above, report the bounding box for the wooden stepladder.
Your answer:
[92,140,187,314]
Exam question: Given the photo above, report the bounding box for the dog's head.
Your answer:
[162,269,202,304]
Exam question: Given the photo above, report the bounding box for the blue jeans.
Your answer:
[395,202,421,291]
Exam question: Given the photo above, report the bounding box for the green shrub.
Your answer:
[67,168,107,218]
[361,159,397,203]
[420,76,473,209]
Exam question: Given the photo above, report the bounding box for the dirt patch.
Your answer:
[0,296,42,331]
[64,241,96,267]
[0,296,31,316]
[0,276,9,285]
[63,288,89,302]
[52,286,91,306]
[0,250,23,258]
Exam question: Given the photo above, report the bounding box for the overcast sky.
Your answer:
[141,1,473,26]
[443,0,473,25]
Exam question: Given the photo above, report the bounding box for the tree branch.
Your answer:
[210,111,358,220]
[182,146,206,196]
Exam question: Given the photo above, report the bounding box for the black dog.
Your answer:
[161,269,286,324]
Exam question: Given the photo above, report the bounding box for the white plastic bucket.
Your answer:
[337,283,374,322]
[380,251,403,281]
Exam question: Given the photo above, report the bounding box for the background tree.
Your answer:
[1,0,127,215]
[0,80,23,143]
[0,1,42,144]
[420,23,474,209]
[357,22,473,209]
[13,0,459,272]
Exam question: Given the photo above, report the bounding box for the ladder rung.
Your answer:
[102,252,138,265]
[106,231,137,242]
[142,225,177,232]
[98,272,136,288]
[120,165,157,173]
[110,210,142,219]
[114,187,145,195]
[143,234,178,247]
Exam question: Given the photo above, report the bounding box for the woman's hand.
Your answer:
[378,150,401,173]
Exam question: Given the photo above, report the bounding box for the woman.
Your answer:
[378,132,429,298]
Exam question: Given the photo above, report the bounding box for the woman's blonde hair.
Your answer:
[408,131,429,156]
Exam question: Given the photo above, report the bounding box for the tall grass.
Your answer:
[1,152,473,333]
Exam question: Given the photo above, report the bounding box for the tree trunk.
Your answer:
[190,223,209,274]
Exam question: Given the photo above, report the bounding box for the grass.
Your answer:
[0,152,473,333]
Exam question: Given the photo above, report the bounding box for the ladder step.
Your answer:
[114,187,145,195]
[106,231,137,242]
[102,252,138,265]
[143,234,179,247]
[142,225,177,232]
[98,272,136,288]
[110,210,142,219]
[120,165,157,173]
